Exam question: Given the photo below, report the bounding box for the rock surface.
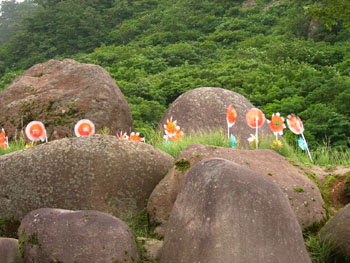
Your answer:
[148,144,325,236]
[160,158,311,263]
[0,134,174,221]
[0,238,23,263]
[158,87,273,147]
[18,208,140,263]
[0,59,133,140]
[320,204,350,257]
[137,237,163,262]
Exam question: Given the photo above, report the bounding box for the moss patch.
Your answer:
[175,159,191,172]
[294,187,305,193]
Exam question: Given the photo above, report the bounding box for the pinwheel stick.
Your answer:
[255,116,258,149]
[227,125,230,139]
[301,132,313,163]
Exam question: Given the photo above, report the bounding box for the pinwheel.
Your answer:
[246,108,265,149]
[164,117,183,142]
[0,128,9,149]
[74,119,95,137]
[25,121,47,143]
[129,132,145,142]
[118,131,129,140]
[287,114,312,163]
[226,105,237,139]
[267,112,286,140]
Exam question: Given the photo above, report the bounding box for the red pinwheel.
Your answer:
[25,121,47,143]
[287,115,304,135]
[287,114,312,163]
[246,108,265,149]
[74,119,95,137]
[0,128,9,149]
[226,105,237,139]
[246,108,265,128]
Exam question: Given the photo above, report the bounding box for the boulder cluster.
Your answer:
[0,60,349,263]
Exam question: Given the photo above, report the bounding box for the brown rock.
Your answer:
[0,238,23,263]
[148,144,325,236]
[0,134,174,221]
[158,87,273,147]
[320,204,350,257]
[18,208,140,263]
[160,158,311,263]
[0,59,133,140]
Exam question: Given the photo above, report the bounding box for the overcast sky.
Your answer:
[0,0,25,4]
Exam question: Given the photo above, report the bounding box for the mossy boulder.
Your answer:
[0,59,133,140]
[0,134,174,221]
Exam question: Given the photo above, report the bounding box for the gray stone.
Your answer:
[160,158,311,263]
[18,208,140,263]
[0,238,23,263]
[0,134,174,221]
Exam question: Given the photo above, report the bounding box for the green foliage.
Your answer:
[305,234,350,263]
[304,0,350,31]
[0,0,349,150]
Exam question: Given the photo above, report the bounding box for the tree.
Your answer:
[304,0,350,31]
[0,0,37,44]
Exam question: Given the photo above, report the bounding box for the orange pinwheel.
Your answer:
[74,119,95,137]
[129,132,145,142]
[0,128,9,149]
[226,105,237,128]
[246,108,265,128]
[287,115,304,135]
[164,116,183,142]
[118,131,129,140]
[268,112,286,136]
[164,128,183,142]
[25,121,47,142]
[164,117,180,135]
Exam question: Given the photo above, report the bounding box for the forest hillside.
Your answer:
[0,0,350,149]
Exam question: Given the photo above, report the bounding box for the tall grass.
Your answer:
[2,128,350,167]
[0,132,27,156]
[305,234,350,263]
[139,129,231,158]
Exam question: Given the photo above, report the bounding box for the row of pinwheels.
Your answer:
[0,119,145,150]
[226,105,312,162]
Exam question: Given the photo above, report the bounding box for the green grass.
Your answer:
[146,129,231,158]
[0,132,27,156]
[305,234,350,263]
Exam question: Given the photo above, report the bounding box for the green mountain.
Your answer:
[1,0,350,148]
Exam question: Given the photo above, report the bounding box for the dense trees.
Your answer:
[0,0,349,148]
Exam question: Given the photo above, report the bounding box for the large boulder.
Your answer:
[0,238,23,263]
[158,87,273,147]
[148,144,325,236]
[160,158,311,263]
[18,208,140,263]
[320,204,350,257]
[0,134,174,221]
[0,59,133,140]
